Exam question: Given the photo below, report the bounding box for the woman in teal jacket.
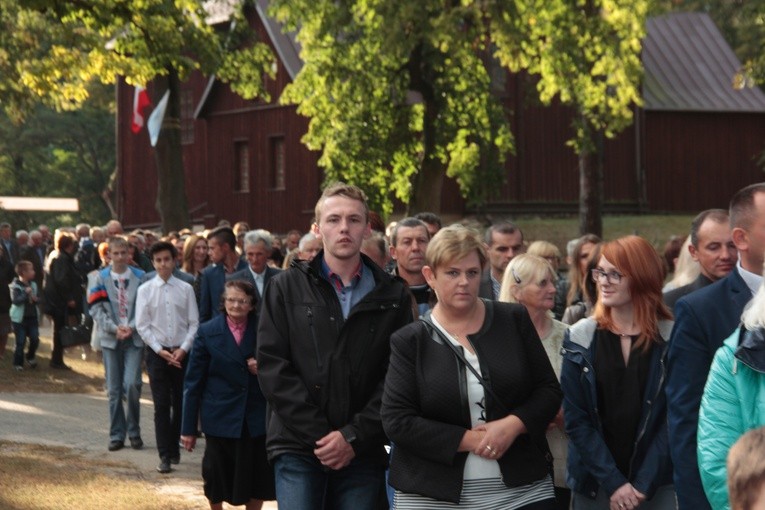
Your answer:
[698,281,765,510]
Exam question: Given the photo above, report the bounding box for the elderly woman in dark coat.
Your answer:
[181,280,274,509]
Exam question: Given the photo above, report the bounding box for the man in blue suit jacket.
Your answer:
[667,183,765,510]
[199,227,247,322]
[227,229,281,314]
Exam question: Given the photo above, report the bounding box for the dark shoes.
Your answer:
[108,440,124,451]
[49,361,71,370]
[157,458,172,474]
[129,436,143,450]
[170,454,180,465]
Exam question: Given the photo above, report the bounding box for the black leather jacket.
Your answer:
[257,251,412,462]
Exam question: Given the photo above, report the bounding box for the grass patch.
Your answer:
[0,441,202,510]
[510,214,694,251]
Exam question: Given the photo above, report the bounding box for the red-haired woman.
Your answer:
[561,236,676,510]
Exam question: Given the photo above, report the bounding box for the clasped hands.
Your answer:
[609,483,646,510]
[461,414,525,460]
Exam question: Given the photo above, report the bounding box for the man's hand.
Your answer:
[314,430,355,470]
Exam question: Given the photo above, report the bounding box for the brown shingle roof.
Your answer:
[643,12,765,112]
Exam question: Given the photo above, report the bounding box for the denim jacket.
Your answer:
[561,318,674,500]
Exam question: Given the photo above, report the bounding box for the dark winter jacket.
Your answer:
[257,251,413,463]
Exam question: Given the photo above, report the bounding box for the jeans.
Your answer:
[274,453,386,510]
[102,341,144,442]
[12,318,39,367]
[145,348,185,460]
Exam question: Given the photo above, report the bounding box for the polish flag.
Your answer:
[131,86,151,134]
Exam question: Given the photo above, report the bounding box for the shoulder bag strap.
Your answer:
[420,317,510,415]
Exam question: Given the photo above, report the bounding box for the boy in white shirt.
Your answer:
[136,241,198,474]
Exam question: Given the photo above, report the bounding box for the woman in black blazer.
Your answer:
[382,225,562,509]
[181,280,274,509]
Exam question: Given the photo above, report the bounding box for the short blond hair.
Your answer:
[314,182,369,223]
[425,225,486,271]
[499,254,557,304]
[527,240,561,260]
[728,427,765,510]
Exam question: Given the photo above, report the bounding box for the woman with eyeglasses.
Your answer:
[181,280,275,509]
[561,236,676,510]
[499,254,570,509]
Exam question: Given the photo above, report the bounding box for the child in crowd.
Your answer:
[10,260,40,371]
[727,427,765,510]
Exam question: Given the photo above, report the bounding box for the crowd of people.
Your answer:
[5,182,765,509]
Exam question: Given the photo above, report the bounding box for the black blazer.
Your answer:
[663,273,713,310]
[382,300,561,503]
[478,268,496,300]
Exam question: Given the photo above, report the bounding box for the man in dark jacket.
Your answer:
[257,183,412,510]
[664,209,736,309]
[667,184,765,510]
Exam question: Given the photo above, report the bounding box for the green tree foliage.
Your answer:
[273,0,646,230]
[495,0,647,236]
[2,0,275,231]
[271,0,515,216]
[0,84,114,228]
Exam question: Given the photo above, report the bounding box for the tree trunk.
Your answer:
[152,68,190,232]
[578,125,604,237]
[407,96,444,215]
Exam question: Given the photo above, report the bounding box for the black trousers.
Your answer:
[145,348,186,460]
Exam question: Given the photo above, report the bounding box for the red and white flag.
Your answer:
[131,86,151,134]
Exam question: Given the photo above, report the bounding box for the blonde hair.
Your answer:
[425,225,486,271]
[314,182,369,223]
[665,236,700,290]
[728,426,765,510]
[527,240,561,260]
[742,276,765,330]
[499,254,556,319]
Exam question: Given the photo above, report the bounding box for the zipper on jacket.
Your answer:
[562,345,602,430]
[306,307,323,370]
[627,346,667,480]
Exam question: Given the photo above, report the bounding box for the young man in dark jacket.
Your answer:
[257,183,412,510]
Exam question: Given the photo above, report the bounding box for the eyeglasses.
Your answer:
[224,297,250,306]
[590,268,624,284]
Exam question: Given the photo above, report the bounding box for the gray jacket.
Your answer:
[87,266,145,349]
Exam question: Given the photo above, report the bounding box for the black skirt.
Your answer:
[202,433,276,505]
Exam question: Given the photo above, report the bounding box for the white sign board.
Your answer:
[0,197,79,212]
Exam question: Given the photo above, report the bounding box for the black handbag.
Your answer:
[61,323,91,347]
